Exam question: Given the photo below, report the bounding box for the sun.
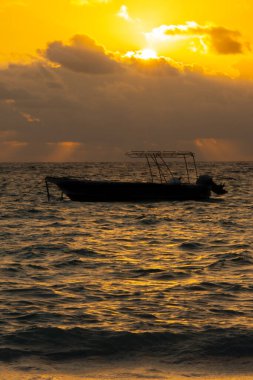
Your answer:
[125,48,158,60]
[139,48,158,59]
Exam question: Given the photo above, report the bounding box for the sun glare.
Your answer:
[125,48,158,60]
[139,48,158,59]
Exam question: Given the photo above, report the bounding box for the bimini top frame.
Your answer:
[126,151,198,184]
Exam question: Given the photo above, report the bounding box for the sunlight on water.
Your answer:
[0,161,252,369]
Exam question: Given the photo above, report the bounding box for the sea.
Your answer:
[0,161,252,379]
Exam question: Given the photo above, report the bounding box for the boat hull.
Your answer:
[46,177,211,202]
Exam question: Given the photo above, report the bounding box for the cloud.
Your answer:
[233,58,253,79]
[194,138,245,161]
[0,130,17,139]
[20,112,40,123]
[207,26,245,54]
[46,141,83,161]
[2,99,16,105]
[117,4,141,25]
[146,22,249,55]
[124,55,181,76]
[45,35,122,74]
[0,38,253,161]
[117,5,133,22]
[0,140,28,161]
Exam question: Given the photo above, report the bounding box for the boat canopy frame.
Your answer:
[126,151,198,184]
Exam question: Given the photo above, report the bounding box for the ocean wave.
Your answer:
[179,242,205,250]
[153,270,190,280]
[208,252,253,269]
[1,162,252,366]
[3,286,59,299]
[71,248,102,257]
[1,326,253,362]
[132,268,164,277]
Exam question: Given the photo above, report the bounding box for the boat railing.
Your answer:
[126,150,198,184]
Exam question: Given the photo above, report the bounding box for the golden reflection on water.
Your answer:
[0,162,252,365]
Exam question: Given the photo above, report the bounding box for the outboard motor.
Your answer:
[197,175,227,195]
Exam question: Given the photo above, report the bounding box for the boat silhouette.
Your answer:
[45,151,227,202]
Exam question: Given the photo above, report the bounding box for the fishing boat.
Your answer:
[45,151,227,202]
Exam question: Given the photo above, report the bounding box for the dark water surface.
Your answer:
[0,162,252,366]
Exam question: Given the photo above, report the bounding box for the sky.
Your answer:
[0,0,253,161]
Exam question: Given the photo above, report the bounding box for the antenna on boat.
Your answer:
[126,150,198,183]
[45,176,65,201]
[45,178,51,201]
[192,153,198,179]
[146,154,154,182]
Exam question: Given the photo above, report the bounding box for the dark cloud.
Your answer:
[164,23,249,55]
[45,34,122,74]
[0,47,253,161]
[207,27,245,54]
[125,57,181,76]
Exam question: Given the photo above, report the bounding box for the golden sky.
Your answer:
[0,0,253,160]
